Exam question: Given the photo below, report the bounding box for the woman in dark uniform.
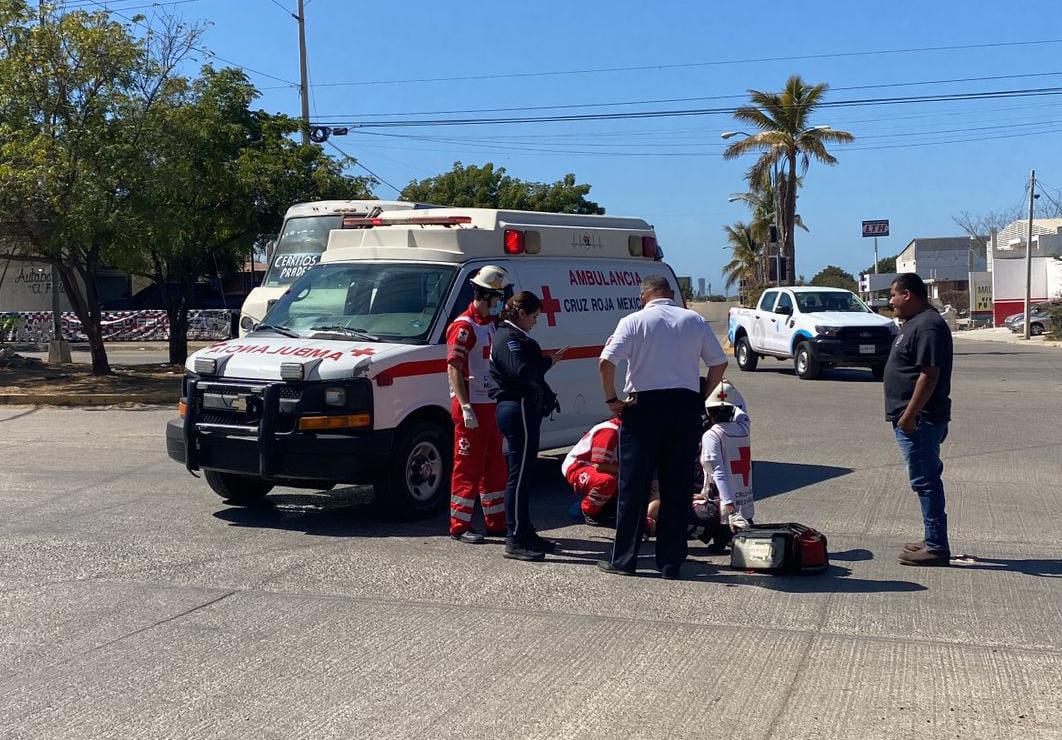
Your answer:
[490,291,567,561]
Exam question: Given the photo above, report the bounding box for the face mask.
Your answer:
[489,300,502,317]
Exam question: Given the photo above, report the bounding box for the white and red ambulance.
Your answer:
[167,207,681,515]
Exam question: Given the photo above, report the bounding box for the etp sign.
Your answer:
[862,220,889,237]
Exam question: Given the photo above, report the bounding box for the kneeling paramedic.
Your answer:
[561,416,622,526]
[697,380,754,551]
[446,265,510,544]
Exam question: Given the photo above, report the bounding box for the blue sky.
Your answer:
[143,0,1062,288]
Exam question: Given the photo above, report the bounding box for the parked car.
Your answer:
[728,287,897,380]
[1003,301,1060,335]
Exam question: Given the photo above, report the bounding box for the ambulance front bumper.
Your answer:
[166,375,392,482]
[166,418,393,481]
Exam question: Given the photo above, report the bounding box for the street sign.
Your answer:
[862,220,889,237]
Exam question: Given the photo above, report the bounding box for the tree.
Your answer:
[122,67,374,364]
[401,162,604,214]
[0,3,200,374]
[722,222,763,303]
[861,255,897,275]
[810,265,858,292]
[723,75,854,285]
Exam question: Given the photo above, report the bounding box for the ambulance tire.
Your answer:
[204,470,274,505]
[735,336,758,371]
[794,342,821,380]
[373,421,451,519]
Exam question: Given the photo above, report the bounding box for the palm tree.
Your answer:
[729,168,808,284]
[723,75,854,284]
[722,222,763,303]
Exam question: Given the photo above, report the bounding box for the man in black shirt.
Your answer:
[884,273,954,566]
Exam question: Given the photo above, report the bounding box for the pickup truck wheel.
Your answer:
[794,342,821,380]
[871,363,885,381]
[373,420,451,519]
[735,336,758,371]
[204,470,274,505]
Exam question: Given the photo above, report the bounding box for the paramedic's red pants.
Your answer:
[565,463,618,517]
[450,399,508,536]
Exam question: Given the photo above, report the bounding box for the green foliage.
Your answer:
[401,162,604,214]
[810,265,858,292]
[861,256,897,275]
[0,4,372,367]
[722,222,763,297]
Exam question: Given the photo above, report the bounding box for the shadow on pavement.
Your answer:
[213,485,453,538]
[755,460,853,500]
[684,561,926,593]
[830,548,874,562]
[951,555,1062,578]
[755,365,879,383]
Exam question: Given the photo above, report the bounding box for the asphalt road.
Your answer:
[1,339,1060,738]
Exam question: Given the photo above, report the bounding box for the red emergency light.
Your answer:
[504,229,525,254]
[642,236,659,259]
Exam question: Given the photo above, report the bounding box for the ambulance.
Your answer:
[239,200,435,336]
[167,208,681,516]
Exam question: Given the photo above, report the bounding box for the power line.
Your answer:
[325,140,402,194]
[62,0,205,9]
[345,123,1062,158]
[264,37,1062,89]
[84,0,299,86]
[312,85,1062,129]
[308,70,1062,119]
[264,0,298,19]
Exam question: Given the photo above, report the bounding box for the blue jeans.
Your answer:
[893,419,950,553]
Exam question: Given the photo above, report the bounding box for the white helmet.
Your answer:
[705,379,747,413]
[470,265,510,292]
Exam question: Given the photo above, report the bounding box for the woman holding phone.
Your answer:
[489,291,568,561]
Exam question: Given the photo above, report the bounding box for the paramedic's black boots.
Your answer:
[504,538,545,562]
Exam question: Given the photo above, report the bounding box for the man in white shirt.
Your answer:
[597,275,728,579]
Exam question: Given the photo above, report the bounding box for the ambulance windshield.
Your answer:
[264,216,343,288]
[795,291,870,313]
[261,262,457,343]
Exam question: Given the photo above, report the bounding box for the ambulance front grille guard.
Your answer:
[184,379,288,478]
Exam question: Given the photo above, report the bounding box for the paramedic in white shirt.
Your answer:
[597,275,727,580]
[700,379,753,551]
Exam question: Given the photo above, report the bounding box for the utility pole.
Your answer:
[873,237,879,274]
[297,0,311,146]
[1024,169,1035,340]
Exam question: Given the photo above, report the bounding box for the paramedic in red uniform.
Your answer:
[562,417,622,526]
[446,265,511,544]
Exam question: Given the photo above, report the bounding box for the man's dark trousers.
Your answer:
[610,388,701,572]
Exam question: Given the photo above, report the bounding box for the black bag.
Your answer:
[730,522,829,574]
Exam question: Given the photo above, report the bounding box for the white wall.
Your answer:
[0,261,79,312]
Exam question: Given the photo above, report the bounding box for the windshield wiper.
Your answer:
[310,325,381,342]
[254,324,299,338]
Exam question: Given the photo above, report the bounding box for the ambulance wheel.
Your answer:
[204,470,274,505]
[870,363,885,381]
[374,421,451,518]
[735,336,758,371]
[794,342,821,380]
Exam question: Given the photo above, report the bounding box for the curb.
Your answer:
[0,390,178,407]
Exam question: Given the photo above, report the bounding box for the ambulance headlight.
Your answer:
[814,325,842,337]
[194,357,217,375]
[324,387,346,406]
[280,362,305,381]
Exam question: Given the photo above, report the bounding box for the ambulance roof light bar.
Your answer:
[341,215,473,228]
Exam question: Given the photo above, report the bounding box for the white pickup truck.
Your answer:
[727,286,897,380]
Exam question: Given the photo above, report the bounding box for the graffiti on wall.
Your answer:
[0,310,234,343]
